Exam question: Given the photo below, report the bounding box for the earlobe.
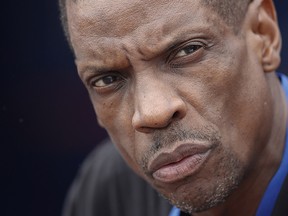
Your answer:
[256,0,282,72]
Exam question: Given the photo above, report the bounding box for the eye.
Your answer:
[92,74,123,87]
[174,44,203,58]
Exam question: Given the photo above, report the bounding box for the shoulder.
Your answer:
[62,138,172,216]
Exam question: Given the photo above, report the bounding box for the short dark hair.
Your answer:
[58,0,251,46]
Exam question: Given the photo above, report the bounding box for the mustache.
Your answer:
[141,123,221,172]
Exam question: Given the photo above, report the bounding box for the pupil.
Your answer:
[185,45,197,54]
[103,76,115,84]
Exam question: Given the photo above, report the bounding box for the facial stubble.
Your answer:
[140,123,245,214]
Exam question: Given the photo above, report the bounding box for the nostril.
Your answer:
[172,110,183,120]
[172,111,180,119]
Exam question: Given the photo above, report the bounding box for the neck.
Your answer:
[193,73,288,216]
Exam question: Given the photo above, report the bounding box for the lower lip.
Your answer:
[152,151,211,183]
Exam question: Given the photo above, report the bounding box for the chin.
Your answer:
[154,149,245,214]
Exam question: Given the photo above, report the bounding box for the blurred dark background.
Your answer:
[1,1,287,216]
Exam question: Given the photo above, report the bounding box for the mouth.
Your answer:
[148,143,213,183]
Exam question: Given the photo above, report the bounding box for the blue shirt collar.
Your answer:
[256,73,288,216]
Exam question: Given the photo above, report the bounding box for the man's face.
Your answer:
[67,0,274,213]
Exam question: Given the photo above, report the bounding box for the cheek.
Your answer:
[177,46,271,162]
[224,72,271,164]
[91,96,142,172]
[174,54,243,124]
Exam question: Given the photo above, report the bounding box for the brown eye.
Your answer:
[93,75,122,87]
[175,44,202,58]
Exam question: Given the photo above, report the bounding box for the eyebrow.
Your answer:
[77,24,216,75]
[76,56,131,75]
[134,26,215,61]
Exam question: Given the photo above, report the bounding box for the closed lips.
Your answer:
[149,143,212,183]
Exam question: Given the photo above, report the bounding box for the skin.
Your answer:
[66,0,285,215]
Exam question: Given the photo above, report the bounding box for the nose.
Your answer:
[132,76,187,133]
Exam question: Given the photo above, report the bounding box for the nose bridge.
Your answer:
[132,71,187,131]
[135,73,169,114]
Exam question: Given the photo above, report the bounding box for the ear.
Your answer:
[248,0,282,73]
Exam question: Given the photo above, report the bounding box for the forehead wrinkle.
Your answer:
[70,0,228,63]
[77,52,130,73]
[122,15,218,61]
[123,2,218,59]
[69,0,150,38]
[74,36,131,72]
[68,0,206,38]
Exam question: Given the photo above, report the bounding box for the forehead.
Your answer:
[67,0,220,38]
[67,0,229,66]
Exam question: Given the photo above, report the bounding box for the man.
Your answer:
[59,0,287,215]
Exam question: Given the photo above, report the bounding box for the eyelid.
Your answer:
[166,40,208,65]
[174,41,205,56]
[92,71,120,82]
[82,70,116,85]
[92,74,122,88]
[175,44,203,58]
[85,71,127,95]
